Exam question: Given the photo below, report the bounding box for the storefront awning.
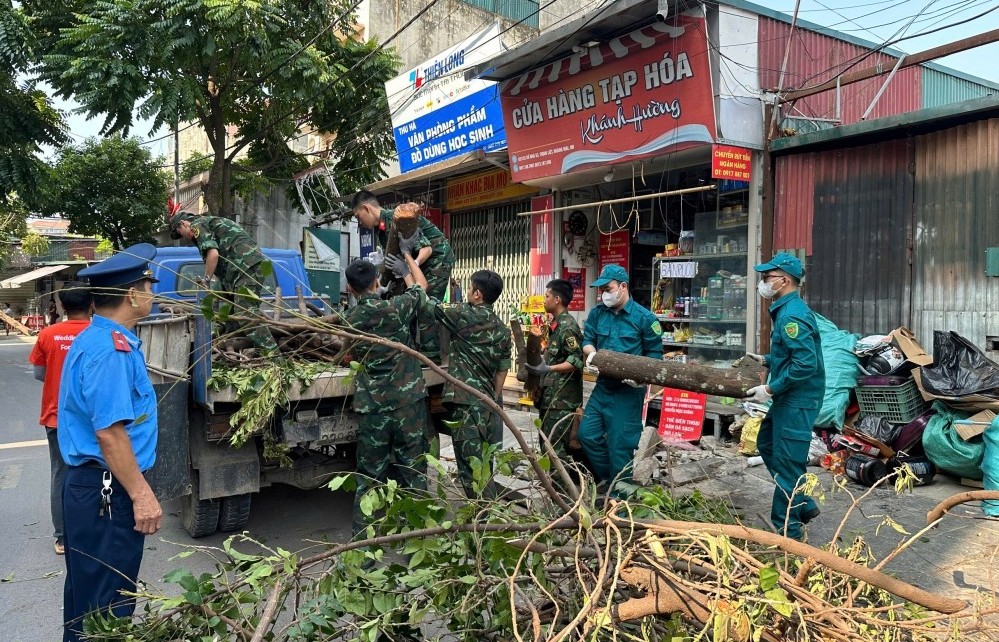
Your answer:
[365,151,507,195]
[0,264,69,289]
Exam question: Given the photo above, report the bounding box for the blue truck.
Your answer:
[138,246,444,537]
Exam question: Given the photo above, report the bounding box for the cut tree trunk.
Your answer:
[525,326,544,393]
[511,320,528,382]
[590,351,765,397]
[381,202,422,284]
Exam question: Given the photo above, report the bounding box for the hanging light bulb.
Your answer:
[603,168,614,182]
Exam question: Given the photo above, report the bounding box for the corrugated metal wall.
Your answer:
[922,67,996,109]
[758,17,921,126]
[774,140,913,336]
[911,120,999,351]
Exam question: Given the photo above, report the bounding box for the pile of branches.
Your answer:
[92,307,999,642]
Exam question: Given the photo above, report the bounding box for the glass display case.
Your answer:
[650,184,749,366]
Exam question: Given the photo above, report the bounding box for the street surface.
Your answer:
[0,335,355,642]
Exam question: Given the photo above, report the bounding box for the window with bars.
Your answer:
[459,0,540,29]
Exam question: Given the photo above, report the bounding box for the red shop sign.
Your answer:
[711,144,752,181]
[500,14,715,183]
[529,195,554,295]
[562,266,586,312]
[598,230,630,273]
[658,387,707,442]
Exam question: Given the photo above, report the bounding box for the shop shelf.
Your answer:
[662,340,744,351]
[656,316,746,324]
[654,252,747,261]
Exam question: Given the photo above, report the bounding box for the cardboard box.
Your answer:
[843,426,895,458]
[890,327,933,367]
[953,409,996,441]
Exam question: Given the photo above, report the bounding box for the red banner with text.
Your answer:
[711,144,752,181]
[598,230,630,273]
[658,388,707,442]
[530,195,554,295]
[562,266,586,312]
[500,14,715,183]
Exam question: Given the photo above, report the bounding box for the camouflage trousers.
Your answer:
[448,402,502,499]
[416,261,453,364]
[353,401,429,535]
[222,270,278,354]
[536,405,575,460]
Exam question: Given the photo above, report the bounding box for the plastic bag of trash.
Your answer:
[922,401,983,479]
[807,434,828,466]
[814,314,861,429]
[739,416,762,456]
[854,414,902,445]
[981,416,999,516]
[921,331,999,397]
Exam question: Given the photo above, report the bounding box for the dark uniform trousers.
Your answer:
[448,402,502,499]
[62,466,144,642]
[353,402,429,535]
[221,267,279,353]
[756,405,820,541]
[415,248,454,363]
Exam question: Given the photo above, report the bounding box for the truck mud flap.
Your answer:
[146,381,191,502]
[190,409,261,500]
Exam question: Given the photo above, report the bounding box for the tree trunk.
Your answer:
[525,326,543,394]
[590,351,765,397]
[380,203,421,283]
[510,320,528,382]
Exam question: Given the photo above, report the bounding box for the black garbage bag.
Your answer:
[854,414,902,445]
[921,331,999,397]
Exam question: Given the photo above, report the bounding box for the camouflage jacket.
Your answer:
[345,285,427,413]
[538,312,584,410]
[190,216,266,290]
[425,300,511,405]
[378,208,455,271]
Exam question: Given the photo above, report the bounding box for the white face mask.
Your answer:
[601,289,621,307]
[757,277,784,299]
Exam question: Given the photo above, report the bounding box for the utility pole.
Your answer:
[173,116,180,204]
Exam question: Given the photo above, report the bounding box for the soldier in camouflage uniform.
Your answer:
[170,212,278,354]
[526,279,583,460]
[343,252,430,535]
[407,259,511,498]
[352,191,455,362]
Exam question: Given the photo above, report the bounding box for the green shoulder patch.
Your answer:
[651,320,662,335]
[784,322,799,339]
[566,336,579,351]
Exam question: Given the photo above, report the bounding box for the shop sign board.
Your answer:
[302,228,341,300]
[446,168,535,211]
[530,195,554,294]
[711,144,752,181]
[386,25,507,173]
[598,230,630,273]
[658,388,707,442]
[562,267,586,312]
[500,14,715,183]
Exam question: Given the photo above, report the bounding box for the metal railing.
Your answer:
[459,0,540,28]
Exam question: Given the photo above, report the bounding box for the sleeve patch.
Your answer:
[651,320,662,335]
[566,336,579,351]
[784,322,799,339]
[111,331,132,352]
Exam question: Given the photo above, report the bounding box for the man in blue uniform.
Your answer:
[579,264,663,494]
[745,252,825,541]
[58,243,163,641]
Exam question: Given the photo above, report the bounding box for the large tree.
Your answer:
[41,136,168,249]
[24,0,400,219]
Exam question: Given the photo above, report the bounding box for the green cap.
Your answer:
[754,252,804,279]
[590,264,629,287]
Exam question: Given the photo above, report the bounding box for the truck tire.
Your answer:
[218,493,252,533]
[182,472,220,538]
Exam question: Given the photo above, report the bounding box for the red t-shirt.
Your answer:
[28,319,90,428]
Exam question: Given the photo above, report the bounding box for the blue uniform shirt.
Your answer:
[764,291,825,409]
[583,297,663,391]
[57,315,159,471]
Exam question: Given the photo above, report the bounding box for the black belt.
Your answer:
[80,460,107,470]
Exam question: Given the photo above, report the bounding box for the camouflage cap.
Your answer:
[169,211,197,239]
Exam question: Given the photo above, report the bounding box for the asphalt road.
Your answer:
[0,337,355,642]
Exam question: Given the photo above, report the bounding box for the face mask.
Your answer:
[601,289,621,307]
[757,278,783,299]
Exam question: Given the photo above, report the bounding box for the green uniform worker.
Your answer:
[344,256,430,535]
[526,279,583,459]
[170,212,278,354]
[413,264,511,498]
[745,252,825,541]
[352,190,455,362]
[580,265,663,492]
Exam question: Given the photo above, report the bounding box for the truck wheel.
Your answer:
[218,494,252,533]
[182,472,220,538]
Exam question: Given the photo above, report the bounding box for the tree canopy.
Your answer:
[24,0,400,219]
[41,136,168,250]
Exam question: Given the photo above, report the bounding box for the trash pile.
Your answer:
[735,321,999,507]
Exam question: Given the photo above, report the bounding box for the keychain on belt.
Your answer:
[99,470,113,520]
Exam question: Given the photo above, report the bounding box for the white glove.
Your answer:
[622,379,643,388]
[584,351,599,376]
[746,352,765,364]
[745,385,771,403]
[367,249,384,267]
